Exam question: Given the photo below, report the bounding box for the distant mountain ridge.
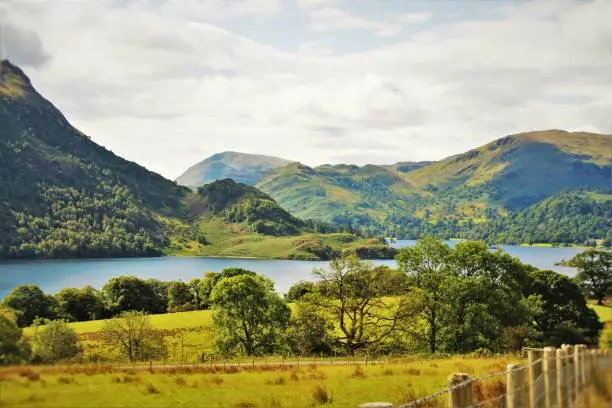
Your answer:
[176,152,292,187]
[254,130,612,243]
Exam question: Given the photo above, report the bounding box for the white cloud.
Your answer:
[392,12,432,24]
[1,0,611,179]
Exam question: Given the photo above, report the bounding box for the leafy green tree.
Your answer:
[144,279,170,314]
[289,302,334,355]
[310,255,422,355]
[55,286,105,322]
[34,320,80,363]
[525,269,602,346]
[188,277,211,309]
[285,281,316,302]
[0,308,30,365]
[567,249,612,305]
[101,311,167,362]
[443,242,532,352]
[396,237,453,353]
[211,273,290,356]
[3,285,56,327]
[167,281,194,312]
[102,276,164,315]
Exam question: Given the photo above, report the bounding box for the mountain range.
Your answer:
[0,60,392,260]
[177,133,612,245]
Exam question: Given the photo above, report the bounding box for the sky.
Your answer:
[1,0,611,180]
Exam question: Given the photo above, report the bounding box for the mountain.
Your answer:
[0,60,191,258]
[0,60,393,260]
[257,130,612,243]
[176,152,292,187]
[194,178,303,236]
[177,179,396,260]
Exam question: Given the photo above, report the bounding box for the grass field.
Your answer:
[23,310,215,363]
[0,356,522,408]
[590,304,612,324]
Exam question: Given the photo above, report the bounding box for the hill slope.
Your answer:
[257,130,612,242]
[0,60,191,258]
[176,152,292,187]
[0,60,394,260]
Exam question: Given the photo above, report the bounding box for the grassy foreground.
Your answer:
[0,356,522,408]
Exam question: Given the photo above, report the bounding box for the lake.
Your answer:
[0,241,583,298]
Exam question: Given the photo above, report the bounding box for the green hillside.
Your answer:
[176,151,292,187]
[0,60,394,260]
[0,60,193,259]
[257,130,612,242]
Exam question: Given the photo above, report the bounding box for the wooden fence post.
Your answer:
[543,347,556,408]
[574,345,581,396]
[556,348,568,408]
[579,345,587,387]
[448,373,472,408]
[506,364,527,408]
[561,345,575,404]
[528,349,544,408]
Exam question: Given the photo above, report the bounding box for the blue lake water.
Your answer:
[0,241,583,298]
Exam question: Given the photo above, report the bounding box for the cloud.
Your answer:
[1,0,611,178]
[297,0,402,37]
[392,12,432,24]
[0,20,50,67]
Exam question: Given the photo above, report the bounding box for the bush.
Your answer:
[34,320,81,363]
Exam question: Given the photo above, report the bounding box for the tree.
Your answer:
[102,276,164,315]
[167,281,194,312]
[101,311,167,362]
[34,320,80,363]
[2,285,56,327]
[55,286,105,322]
[211,273,290,356]
[525,269,602,346]
[188,277,212,309]
[443,242,532,353]
[0,308,30,365]
[289,302,334,355]
[310,255,421,355]
[567,249,612,305]
[285,281,316,302]
[396,237,453,353]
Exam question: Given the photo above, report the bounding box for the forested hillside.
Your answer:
[0,60,191,258]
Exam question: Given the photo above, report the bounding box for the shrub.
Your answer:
[312,385,332,405]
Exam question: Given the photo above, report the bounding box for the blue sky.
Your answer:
[1,0,611,178]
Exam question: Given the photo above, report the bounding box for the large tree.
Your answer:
[101,311,167,362]
[55,286,105,322]
[310,255,421,355]
[167,281,194,312]
[396,237,453,353]
[0,308,30,365]
[525,269,602,346]
[567,249,612,305]
[211,273,290,356]
[2,285,56,327]
[102,276,164,315]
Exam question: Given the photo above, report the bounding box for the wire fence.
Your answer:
[359,344,612,408]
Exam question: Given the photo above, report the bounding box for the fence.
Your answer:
[358,344,612,408]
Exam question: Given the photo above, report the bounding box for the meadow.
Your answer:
[0,355,522,408]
